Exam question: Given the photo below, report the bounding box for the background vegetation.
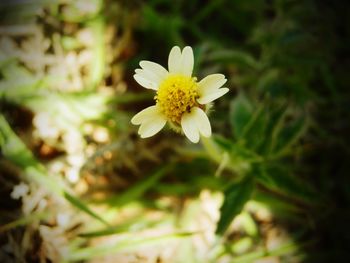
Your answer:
[0,0,349,262]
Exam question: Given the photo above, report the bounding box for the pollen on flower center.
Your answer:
[155,74,199,124]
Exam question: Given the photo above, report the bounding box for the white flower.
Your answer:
[10,182,29,200]
[131,46,229,143]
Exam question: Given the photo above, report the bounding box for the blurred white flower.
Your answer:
[66,167,80,183]
[39,225,69,262]
[33,113,60,140]
[131,46,229,143]
[10,182,29,200]
[56,213,71,228]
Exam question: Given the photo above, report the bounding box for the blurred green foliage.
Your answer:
[134,0,350,261]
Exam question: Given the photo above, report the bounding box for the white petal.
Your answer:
[133,74,157,90]
[135,69,162,86]
[168,46,181,74]
[138,117,166,138]
[131,105,162,125]
[198,74,227,95]
[181,46,194,76]
[192,107,211,137]
[181,110,200,143]
[139,60,168,80]
[197,88,229,104]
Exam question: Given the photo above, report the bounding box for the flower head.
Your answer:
[131,46,229,143]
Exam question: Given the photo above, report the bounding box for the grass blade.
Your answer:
[0,115,109,226]
[105,165,171,206]
[69,232,195,261]
[64,192,110,227]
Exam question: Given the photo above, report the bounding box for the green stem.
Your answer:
[201,136,249,181]
[0,212,48,233]
[201,136,224,165]
[228,240,311,263]
[87,16,105,90]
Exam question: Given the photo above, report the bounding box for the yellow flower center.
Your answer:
[155,74,199,124]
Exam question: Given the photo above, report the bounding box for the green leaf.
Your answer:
[69,232,195,261]
[207,136,253,175]
[79,216,162,238]
[105,166,170,206]
[64,192,109,227]
[230,240,305,263]
[242,107,269,151]
[213,135,234,151]
[0,115,110,225]
[259,103,288,155]
[216,176,254,235]
[0,62,43,99]
[252,191,304,221]
[256,164,317,204]
[87,16,105,90]
[207,50,259,69]
[0,115,37,168]
[0,211,48,233]
[272,114,307,156]
[0,115,63,195]
[154,183,192,195]
[257,69,280,92]
[141,5,184,46]
[229,94,254,139]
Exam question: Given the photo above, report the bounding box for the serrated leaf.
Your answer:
[243,107,268,150]
[216,176,254,235]
[272,115,307,156]
[207,50,259,69]
[260,103,288,155]
[229,94,254,139]
[252,191,304,220]
[256,164,317,204]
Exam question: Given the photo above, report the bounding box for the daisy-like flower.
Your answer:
[131,46,229,143]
